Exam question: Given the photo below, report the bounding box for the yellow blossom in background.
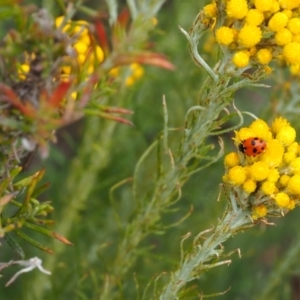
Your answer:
[223,117,300,219]
[206,0,300,71]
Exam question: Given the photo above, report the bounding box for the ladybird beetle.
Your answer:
[238,137,267,157]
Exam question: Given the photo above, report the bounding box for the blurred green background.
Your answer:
[1,0,300,299]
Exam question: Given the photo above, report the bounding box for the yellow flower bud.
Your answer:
[289,157,300,174]
[287,174,300,194]
[274,192,290,208]
[284,151,296,164]
[243,179,257,193]
[228,166,247,185]
[226,0,248,19]
[238,25,262,48]
[224,152,241,168]
[271,117,290,134]
[261,181,276,195]
[267,168,280,182]
[275,28,293,45]
[204,3,217,18]
[249,161,270,181]
[287,18,300,34]
[246,9,265,25]
[276,125,296,146]
[287,142,298,153]
[256,48,273,64]
[249,119,272,141]
[261,139,284,167]
[279,174,290,186]
[232,51,250,68]
[252,204,267,220]
[216,26,235,45]
[268,12,289,32]
[254,0,274,11]
[283,42,300,65]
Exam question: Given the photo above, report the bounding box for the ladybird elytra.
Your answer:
[238,137,267,157]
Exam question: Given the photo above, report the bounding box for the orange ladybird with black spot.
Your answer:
[238,137,267,157]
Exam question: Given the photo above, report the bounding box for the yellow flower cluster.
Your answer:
[55,16,104,77]
[223,117,299,220]
[203,0,300,70]
[19,17,144,87]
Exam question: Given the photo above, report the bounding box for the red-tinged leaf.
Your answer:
[0,84,35,117]
[116,52,176,70]
[47,81,71,107]
[51,232,73,245]
[94,20,110,56]
[117,8,130,28]
[101,106,133,115]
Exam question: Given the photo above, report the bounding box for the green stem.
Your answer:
[159,207,252,299]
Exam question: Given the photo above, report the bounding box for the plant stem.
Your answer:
[159,207,252,299]
[26,116,117,300]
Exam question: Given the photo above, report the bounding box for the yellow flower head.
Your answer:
[261,181,276,195]
[232,50,250,68]
[283,42,300,64]
[287,18,300,34]
[256,48,273,64]
[224,152,241,168]
[246,9,265,25]
[238,25,262,48]
[204,3,217,18]
[243,179,257,193]
[254,0,274,12]
[268,12,289,32]
[279,0,300,10]
[261,139,284,167]
[284,151,297,164]
[279,174,290,186]
[289,157,300,174]
[249,161,270,181]
[271,117,290,134]
[287,174,300,194]
[228,166,247,185]
[233,127,256,145]
[276,125,296,146]
[226,0,248,19]
[287,142,299,153]
[252,204,267,220]
[216,27,235,45]
[274,192,290,208]
[275,28,293,45]
[249,119,273,141]
[268,168,280,182]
